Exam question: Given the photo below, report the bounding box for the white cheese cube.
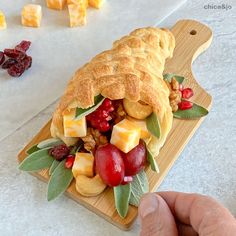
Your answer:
[21,4,42,28]
[68,3,87,27]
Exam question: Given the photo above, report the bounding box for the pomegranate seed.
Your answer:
[2,59,17,69]
[7,63,25,77]
[178,100,193,110]
[22,56,32,70]
[49,144,70,161]
[15,40,31,52]
[121,176,133,185]
[0,51,5,65]
[182,88,194,99]
[179,84,184,91]
[65,155,75,169]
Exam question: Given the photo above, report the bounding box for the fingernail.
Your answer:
[139,193,159,219]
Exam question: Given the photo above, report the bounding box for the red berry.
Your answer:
[2,58,17,69]
[121,176,133,185]
[178,100,193,110]
[0,51,5,65]
[49,144,70,161]
[181,88,194,99]
[122,140,147,176]
[65,155,75,169]
[7,63,25,77]
[15,40,31,52]
[95,144,125,187]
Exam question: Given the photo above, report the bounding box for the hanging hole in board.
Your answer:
[190,30,197,35]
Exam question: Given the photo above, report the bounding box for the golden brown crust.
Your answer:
[51,27,175,155]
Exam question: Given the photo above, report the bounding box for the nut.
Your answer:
[171,78,179,90]
[123,99,152,120]
[75,174,107,197]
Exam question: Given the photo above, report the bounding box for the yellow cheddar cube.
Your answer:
[46,0,66,10]
[127,116,151,139]
[72,152,94,177]
[68,3,87,27]
[0,10,7,30]
[63,108,87,137]
[21,4,42,28]
[88,0,103,9]
[110,119,141,153]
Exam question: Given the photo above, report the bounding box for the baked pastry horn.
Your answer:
[51,27,175,157]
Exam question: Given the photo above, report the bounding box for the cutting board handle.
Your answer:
[167,19,213,70]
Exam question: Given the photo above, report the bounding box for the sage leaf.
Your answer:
[47,160,73,201]
[163,73,185,84]
[114,184,131,218]
[19,148,54,172]
[49,160,60,175]
[146,113,161,139]
[147,148,160,173]
[26,145,40,155]
[37,138,63,149]
[129,170,149,207]
[173,103,208,119]
[75,95,105,119]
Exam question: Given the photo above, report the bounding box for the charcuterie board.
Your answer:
[18,19,213,230]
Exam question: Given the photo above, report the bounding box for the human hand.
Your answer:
[138,191,236,236]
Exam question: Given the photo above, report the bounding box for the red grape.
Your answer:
[122,140,147,176]
[95,144,125,187]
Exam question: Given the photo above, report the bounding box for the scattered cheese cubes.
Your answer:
[63,108,87,137]
[0,10,7,30]
[72,152,94,177]
[88,0,103,9]
[21,4,42,28]
[110,119,141,153]
[68,3,87,27]
[46,0,67,10]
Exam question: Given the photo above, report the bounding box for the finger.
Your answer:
[138,193,178,236]
[177,222,198,236]
[157,191,236,235]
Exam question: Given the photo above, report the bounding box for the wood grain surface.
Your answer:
[18,19,213,230]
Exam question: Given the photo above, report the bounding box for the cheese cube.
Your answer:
[68,3,87,27]
[88,0,103,9]
[72,152,94,177]
[21,4,42,28]
[127,116,151,139]
[110,119,141,153]
[67,0,88,7]
[46,0,66,10]
[0,10,7,30]
[63,108,87,137]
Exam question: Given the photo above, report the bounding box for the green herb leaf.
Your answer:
[146,113,161,139]
[37,138,63,149]
[173,103,209,119]
[147,148,159,173]
[75,95,105,119]
[49,160,60,175]
[163,73,185,84]
[129,170,149,207]
[19,148,54,172]
[114,184,131,218]
[47,160,73,201]
[26,145,40,155]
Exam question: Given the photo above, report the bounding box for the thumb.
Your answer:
[138,193,178,236]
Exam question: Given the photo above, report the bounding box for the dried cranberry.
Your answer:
[2,58,17,69]
[22,56,32,70]
[182,88,194,99]
[65,155,75,169]
[15,40,31,52]
[49,144,70,161]
[7,62,25,77]
[178,100,193,110]
[0,51,5,65]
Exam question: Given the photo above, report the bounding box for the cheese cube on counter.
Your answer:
[127,116,151,139]
[46,0,67,10]
[72,152,94,177]
[63,108,87,137]
[0,10,7,30]
[21,4,42,28]
[68,3,87,27]
[88,0,103,9]
[110,119,141,153]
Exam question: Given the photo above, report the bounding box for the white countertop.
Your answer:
[1,0,236,235]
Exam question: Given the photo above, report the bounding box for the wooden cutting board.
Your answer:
[18,20,213,231]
